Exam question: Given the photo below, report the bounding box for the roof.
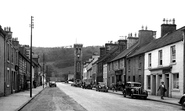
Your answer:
[110,41,139,62]
[96,46,119,64]
[128,26,185,57]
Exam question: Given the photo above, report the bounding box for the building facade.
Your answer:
[143,25,185,98]
[0,26,6,96]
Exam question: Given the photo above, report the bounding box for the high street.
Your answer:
[20,83,182,111]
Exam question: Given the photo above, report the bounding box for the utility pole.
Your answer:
[43,53,45,89]
[30,16,34,98]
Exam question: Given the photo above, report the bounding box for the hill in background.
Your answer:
[33,46,100,78]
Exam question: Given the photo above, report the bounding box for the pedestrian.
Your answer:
[158,81,166,99]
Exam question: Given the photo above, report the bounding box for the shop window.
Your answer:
[173,73,179,89]
[147,75,151,89]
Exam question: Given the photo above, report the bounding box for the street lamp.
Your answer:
[30,16,34,97]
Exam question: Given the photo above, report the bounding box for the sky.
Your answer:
[0,0,185,47]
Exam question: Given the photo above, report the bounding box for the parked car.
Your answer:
[122,82,148,99]
[49,81,57,87]
[82,82,92,89]
[179,94,185,110]
[96,82,108,92]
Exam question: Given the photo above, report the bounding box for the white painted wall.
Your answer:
[103,64,107,85]
[144,41,184,98]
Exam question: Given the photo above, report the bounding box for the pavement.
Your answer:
[0,84,181,111]
[108,89,181,106]
[0,86,46,111]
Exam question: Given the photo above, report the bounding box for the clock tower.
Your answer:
[74,44,83,83]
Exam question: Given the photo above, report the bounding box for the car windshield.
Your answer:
[131,83,141,87]
[99,82,106,86]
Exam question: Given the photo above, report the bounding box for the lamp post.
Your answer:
[30,16,34,97]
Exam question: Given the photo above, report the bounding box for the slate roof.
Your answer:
[128,26,185,58]
[109,41,139,62]
[96,46,119,64]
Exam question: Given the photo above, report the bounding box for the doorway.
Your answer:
[165,74,169,97]
[152,75,156,95]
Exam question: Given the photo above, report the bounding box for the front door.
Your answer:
[165,74,169,97]
[152,75,156,95]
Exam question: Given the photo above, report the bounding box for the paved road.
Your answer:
[20,82,182,111]
[58,83,182,111]
[20,86,87,111]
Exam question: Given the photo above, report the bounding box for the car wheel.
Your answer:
[182,99,185,110]
[144,97,147,100]
[123,91,126,97]
[131,93,134,98]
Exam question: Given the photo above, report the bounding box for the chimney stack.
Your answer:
[161,18,176,37]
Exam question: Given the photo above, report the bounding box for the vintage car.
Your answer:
[82,82,93,89]
[49,81,57,87]
[179,94,185,110]
[96,82,108,92]
[122,82,148,99]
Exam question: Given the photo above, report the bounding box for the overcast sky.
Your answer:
[0,0,184,47]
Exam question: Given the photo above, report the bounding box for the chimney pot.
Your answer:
[145,26,148,30]
[169,19,172,24]
[166,19,168,24]
[163,18,165,24]
[142,26,144,30]
[173,18,175,24]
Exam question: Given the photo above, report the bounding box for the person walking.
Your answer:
[158,81,166,99]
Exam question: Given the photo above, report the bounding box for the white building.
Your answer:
[143,22,185,98]
[103,64,107,86]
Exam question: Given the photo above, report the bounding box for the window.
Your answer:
[128,76,130,81]
[108,64,110,71]
[173,73,179,89]
[112,76,115,83]
[7,69,10,85]
[147,75,151,89]
[158,50,163,66]
[138,56,142,69]
[171,45,176,63]
[118,60,120,69]
[12,48,14,63]
[128,59,131,71]
[148,53,151,67]
[77,62,80,72]
[138,75,141,82]
[110,63,112,71]
[7,44,10,61]
[133,76,135,82]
